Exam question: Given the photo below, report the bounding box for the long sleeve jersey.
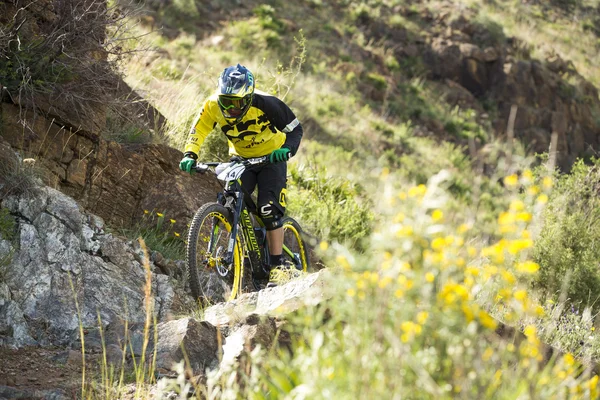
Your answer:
[184,89,303,159]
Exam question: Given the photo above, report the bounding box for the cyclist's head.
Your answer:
[217,64,255,121]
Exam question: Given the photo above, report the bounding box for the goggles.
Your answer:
[218,95,251,118]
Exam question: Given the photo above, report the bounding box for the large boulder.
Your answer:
[0,186,176,347]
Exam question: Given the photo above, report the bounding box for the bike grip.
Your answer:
[194,163,209,174]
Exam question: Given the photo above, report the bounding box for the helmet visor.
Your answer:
[218,95,251,118]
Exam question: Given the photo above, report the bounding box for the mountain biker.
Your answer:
[179,64,303,285]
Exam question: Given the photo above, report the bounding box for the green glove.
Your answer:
[269,147,291,163]
[179,156,196,173]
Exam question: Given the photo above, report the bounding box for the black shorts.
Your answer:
[240,161,287,218]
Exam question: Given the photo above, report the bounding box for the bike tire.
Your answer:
[281,217,310,272]
[186,203,245,302]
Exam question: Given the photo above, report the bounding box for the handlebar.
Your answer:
[192,155,270,174]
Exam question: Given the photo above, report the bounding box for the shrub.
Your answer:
[533,160,600,310]
[287,162,373,247]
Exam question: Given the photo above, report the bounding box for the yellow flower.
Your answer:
[378,276,392,289]
[417,311,429,325]
[398,192,407,200]
[479,310,498,330]
[458,224,470,234]
[516,261,540,274]
[522,170,533,182]
[482,347,494,361]
[394,289,404,298]
[394,212,405,223]
[515,212,532,222]
[514,290,527,301]
[431,237,445,251]
[356,279,366,289]
[174,232,181,237]
[425,272,435,282]
[143,209,149,214]
[336,255,351,270]
[170,219,176,224]
[510,200,525,212]
[564,353,575,367]
[504,174,518,187]
[527,185,540,196]
[537,194,549,204]
[543,176,553,189]
[381,167,390,179]
[319,241,329,251]
[156,212,164,218]
[498,212,515,225]
[347,288,356,297]
[431,209,444,222]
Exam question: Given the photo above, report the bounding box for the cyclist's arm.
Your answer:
[184,98,218,157]
[257,94,303,156]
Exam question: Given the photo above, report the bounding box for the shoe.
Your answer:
[267,265,304,287]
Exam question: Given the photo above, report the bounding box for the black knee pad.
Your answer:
[260,202,284,230]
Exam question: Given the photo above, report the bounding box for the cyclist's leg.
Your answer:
[256,162,287,267]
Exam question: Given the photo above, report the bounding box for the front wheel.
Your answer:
[281,217,310,272]
[186,203,244,302]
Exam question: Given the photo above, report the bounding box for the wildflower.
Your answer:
[143,209,149,214]
[170,219,176,224]
[537,194,549,204]
[425,272,435,282]
[157,212,164,217]
[174,232,181,237]
[347,288,356,297]
[498,212,515,225]
[395,289,404,298]
[478,310,498,330]
[336,255,351,270]
[394,212,405,223]
[398,191,407,200]
[417,311,429,325]
[380,167,390,179]
[431,209,444,222]
[527,185,540,196]
[543,176,553,189]
[458,224,470,234]
[509,200,525,212]
[482,347,494,361]
[431,237,445,251]
[516,261,540,274]
[514,290,527,302]
[504,174,518,187]
[378,276,392,289]
[515,212,532,222]
[319,241,329,251]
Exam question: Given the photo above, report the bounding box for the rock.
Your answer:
[204,269,330,326]
[155,318,220,375]
[0,187,176,347]
[1,104,221,236]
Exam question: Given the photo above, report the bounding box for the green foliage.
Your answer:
[287,163,373,247]
[443,107,488,140]
[198,128,230,162]
[533,160,600,310]
[0,157,40,200]
[119,211,185,261]
[364,72,387,91]
[0,207,17,242]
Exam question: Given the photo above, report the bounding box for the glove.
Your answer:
[179,153,197,173]
[269,147,291,163]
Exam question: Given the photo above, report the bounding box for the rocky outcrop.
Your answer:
[0,105,220,233]
[0,185,176,347]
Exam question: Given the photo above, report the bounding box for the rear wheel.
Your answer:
[186,203,244,302]
[281,217,310,272]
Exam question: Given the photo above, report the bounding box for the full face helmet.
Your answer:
[217,64,255,121]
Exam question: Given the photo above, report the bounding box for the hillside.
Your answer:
[2,0,600,398]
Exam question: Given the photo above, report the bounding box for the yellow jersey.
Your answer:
[184,90,303,158]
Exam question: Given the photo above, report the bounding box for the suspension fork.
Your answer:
[224,190,244,266]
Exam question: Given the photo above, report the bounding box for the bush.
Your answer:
[287,163,373,247]
[533,160,600,310]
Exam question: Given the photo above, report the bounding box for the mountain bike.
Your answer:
[186,156,310,302]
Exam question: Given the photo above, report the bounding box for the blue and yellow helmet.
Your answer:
[217,64,255,121]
